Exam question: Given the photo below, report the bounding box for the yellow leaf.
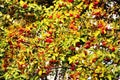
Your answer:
[77,68,82,71]
[94,30,100,37]
[89,3,93,10]
[20,0,25,6]
[68,57,73,64]
[76,2,83,9]
[52,55,55,60]
[38,70,42,76]
[54,53,58,57]
[61,56,65,61]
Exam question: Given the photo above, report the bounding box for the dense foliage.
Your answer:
[0,0,120,80]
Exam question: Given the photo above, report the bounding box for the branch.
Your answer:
[54,68,58,80]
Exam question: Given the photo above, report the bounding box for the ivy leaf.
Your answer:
[68,57,73,64]
[107,74,112,80]
[38,70,42,76]
[94,30,100,37]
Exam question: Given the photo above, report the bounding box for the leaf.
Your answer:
[20,74,29,79]
[38,70,42,76]
[80,37,87,42]
[52,55,56,60]
[78,2,84,8]
[94,30,100,37]
[61,56,65,61]
[68,57,73,64]
[20,0,25,6]
[89,3,93,10]
[107,74,112,80]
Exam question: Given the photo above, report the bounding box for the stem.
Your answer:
[44,75,48,80]
[0,76,4,79]
[62,69,67,80]
[54,68,58,80]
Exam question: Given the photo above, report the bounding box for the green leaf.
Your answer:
[107,74,112,80]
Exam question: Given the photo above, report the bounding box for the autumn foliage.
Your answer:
[0,0,120,80]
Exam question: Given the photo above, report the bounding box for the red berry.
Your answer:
[75,61,79,65]
[23,4,28,9]
[111,47,115,52]
[69,13,73,17]
[98,24,103,28]
[101,29,106,35]
[104,58,111,62]
[76,42,81,47]
[49,15,53,19]
[19,28,25,34]
[68,0,74,3]
[8,41,12,45]
[102,41,107,47]
[86,41,91,45]
[70,66,75,71]
[69,46,75,51]
[94,1,99,5]
[84,44,90,49]
[45,37,53,43]
[75,14,80,18]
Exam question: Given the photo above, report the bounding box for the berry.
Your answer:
[75,14,80,18]
[75,61,79,65]
[86,41,91,45]
[76,42,81,47]
[8,41,12,45]
[102,41,107,47]
[104,58,111,62]
[70,66,75,71]
[69,46,75,51]
[69,13,73,17]
[49,15,53,19]
[94,1,99,5]
[98,24,103,28]
[75,42,81,47]
[68,0,74,3]
[101,29,106,35]
[111,47,115,52]
[23,3,28,9]
[45,37,53,43]
[84,44,90,49]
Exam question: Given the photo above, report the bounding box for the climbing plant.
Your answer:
[0,0,120,80]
